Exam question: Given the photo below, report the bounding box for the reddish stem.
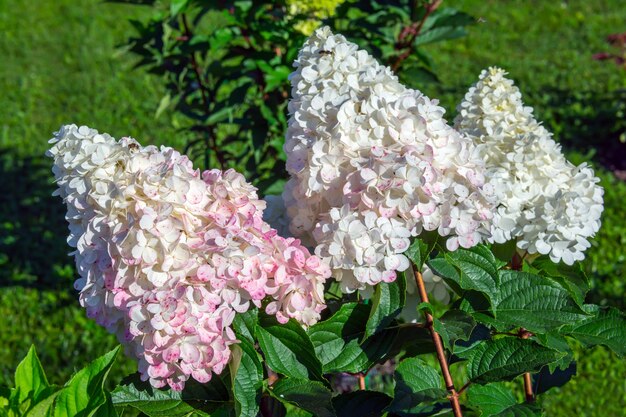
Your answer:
[414,268,464,417]
[391,0,443,72]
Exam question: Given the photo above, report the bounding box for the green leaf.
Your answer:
[492,404,543,417]
[256,315,324,382]
[14,345,50,405]
[364,271,406,339]
[414,26,468,47]
[154,93,171,119]
[270,378,334,417]
[428,245,503,302]
[111,373,230,417]
[230,338,263,417]
[308,303,397,373]
[52,346,119,417]
[468,382,516,416]
[433,309,476,351]
[464,338,565,384]
[468,383,542,417]
[386,358,447,414]
[232,308,258,344]
[527,257,589,307]
[205,105,234,126]
[405,239,430,271]
[170,0,190,16]
[560,305,626,356]
[24,390,62,417]
[308,303,368,372]
[492,271,589,333]
[91,392,118,417]
[332,391,392,417]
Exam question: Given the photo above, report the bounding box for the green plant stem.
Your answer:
[414,266,464,417]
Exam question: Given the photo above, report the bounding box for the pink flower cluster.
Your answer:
[48,125,329,391]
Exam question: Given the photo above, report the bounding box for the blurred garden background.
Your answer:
[1,0,624,415]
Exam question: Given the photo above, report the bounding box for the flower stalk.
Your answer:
[414,267,463,417]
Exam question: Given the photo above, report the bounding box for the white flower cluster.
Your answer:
[283,27,495,292]
[48,125,330,391]
[455,67,604,265]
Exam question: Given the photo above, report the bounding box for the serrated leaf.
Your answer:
[308,303,395,373]
[428,245,503,302]
[464,338,564,384]
[492,271,589,333]
[53,346,119,417]
[559,305,626,356]
[533,332,574,372]
[270,378,334,417]
[526,257,589,307]
[111,372,230,416]
[256,315,324,382]
[230,338,263,417]
[468,383,543,417]
[14,345,50,406]
[386,358,447,414]
[467,383,516,416]
[364,271,406,339]
[332,391,392,417]
[433,309,476,351]
[533,361,576,395]
[232,308,258,344]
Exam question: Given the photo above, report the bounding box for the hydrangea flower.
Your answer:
[454,68,604,265]
[283,27,495,292]
[48,125,329,391]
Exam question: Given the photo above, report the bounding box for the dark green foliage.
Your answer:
[0,346,120,417]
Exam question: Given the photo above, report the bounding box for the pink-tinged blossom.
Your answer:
[48,124,329,390]
[455,68,604,265]
[283,27,495,292]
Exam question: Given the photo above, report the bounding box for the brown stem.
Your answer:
[520,328,535,402]
[181,14,226,170]
[414,267,464,417]
[358,373,366,390]
[458,381,471,395]
[391,0,443,72]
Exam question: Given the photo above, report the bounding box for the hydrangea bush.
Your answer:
[5,12,625,417]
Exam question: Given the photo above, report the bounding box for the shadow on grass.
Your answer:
[0,149,75,288]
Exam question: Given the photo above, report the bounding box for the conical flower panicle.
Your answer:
[283,27,495,292]
[48,125,330,391]
[455,67,604,265]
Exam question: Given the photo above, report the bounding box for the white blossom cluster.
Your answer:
[48,125,330,391]
[455,67,604,265]
[282,27,495,292]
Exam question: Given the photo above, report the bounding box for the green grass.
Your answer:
[0,0,625,415]
[0,0,181,386]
